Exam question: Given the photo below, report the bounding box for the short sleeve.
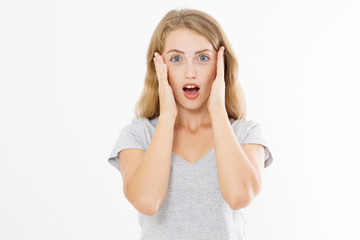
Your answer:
[240,121,274,168]
[107,120,147,172]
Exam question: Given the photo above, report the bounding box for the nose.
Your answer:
[185,62,197,79]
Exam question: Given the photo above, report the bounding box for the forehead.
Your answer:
[163,28,214,53]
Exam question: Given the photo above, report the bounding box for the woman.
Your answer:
[108,8,273,240]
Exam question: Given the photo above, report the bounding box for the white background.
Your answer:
[1,0,359,239]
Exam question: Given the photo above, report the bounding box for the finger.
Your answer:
[153,52,158,71]
[153,53,162,84]
[154,53,163,75]
[217,47,223,74]
[157,54,166,73]
[157,54,168,81]
[154,53,163,71]
[217,46,225,77]
[154,52,168,86]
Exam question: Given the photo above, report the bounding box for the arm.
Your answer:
[210,109,264,210]
[126,115,175,215]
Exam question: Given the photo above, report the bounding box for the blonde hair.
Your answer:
[134,8,247,121]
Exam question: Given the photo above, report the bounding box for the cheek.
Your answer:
[167,66,180,88]
[203,64,217,80]
[210,61,217,74]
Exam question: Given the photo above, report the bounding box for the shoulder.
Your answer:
[230,117,259,132]
[131,116,159,127]
[123,117,157,131]
[230,118,264,142]
[119,116,158,141]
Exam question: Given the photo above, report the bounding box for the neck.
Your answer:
[174,104,213,132]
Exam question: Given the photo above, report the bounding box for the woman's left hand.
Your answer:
[207,46,226,114]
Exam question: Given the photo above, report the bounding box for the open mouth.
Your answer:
[183,87,200,95]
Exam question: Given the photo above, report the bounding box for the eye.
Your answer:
[199,55,210,61]
[170,56,181,62]
[170,55,210,63]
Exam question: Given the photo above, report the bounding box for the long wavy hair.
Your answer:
[134,8,247,121]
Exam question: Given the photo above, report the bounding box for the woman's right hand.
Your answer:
[153,52,178,119]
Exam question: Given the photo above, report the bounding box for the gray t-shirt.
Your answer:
[108,116,273,240]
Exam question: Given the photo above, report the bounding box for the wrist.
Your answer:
[159,114,177,124]
[210,108,227,118]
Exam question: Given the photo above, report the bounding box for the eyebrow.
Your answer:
[166,49,212,55]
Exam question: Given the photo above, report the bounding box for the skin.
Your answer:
[153,27,265,209]
[155,27,226,132]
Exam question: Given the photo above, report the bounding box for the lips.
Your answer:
[182,83,200,90]
[183,83,200,99]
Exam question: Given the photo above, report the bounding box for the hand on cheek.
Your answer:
[206,46,226,114]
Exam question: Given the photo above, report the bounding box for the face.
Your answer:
[161,27,217,109]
